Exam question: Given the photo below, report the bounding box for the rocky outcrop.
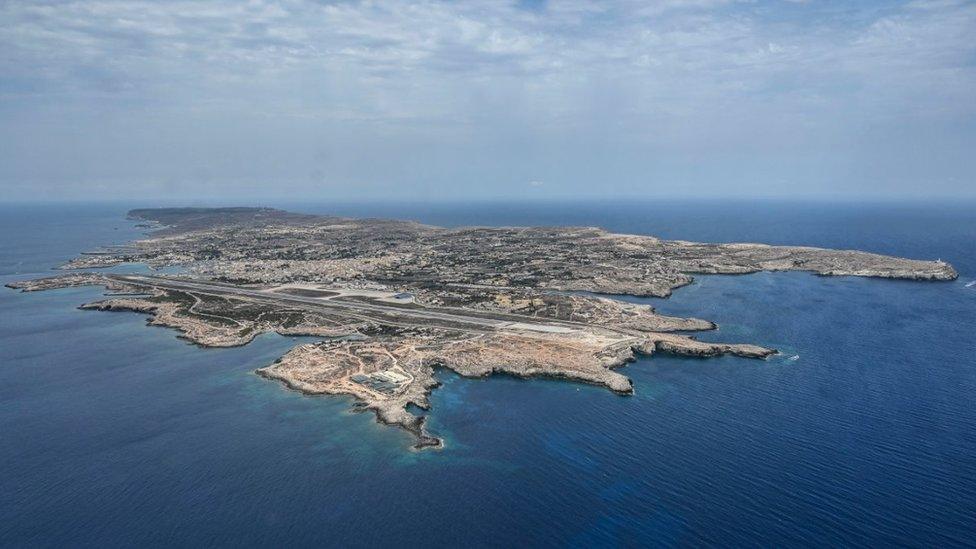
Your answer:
[255,330,774,448]
[80,298,259,347]
[6,273,116,292]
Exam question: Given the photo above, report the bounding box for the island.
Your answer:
[7,207,957,449]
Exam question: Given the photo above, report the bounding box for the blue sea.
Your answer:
[1,200,974,547]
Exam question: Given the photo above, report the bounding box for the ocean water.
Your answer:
[1,200,974,547]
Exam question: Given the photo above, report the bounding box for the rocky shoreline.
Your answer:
[5,207,956,449]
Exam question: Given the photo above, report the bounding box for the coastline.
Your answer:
[3,206,958,449]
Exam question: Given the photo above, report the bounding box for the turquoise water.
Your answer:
[1,201,974,547]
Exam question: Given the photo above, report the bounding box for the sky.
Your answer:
[1,0,974,202]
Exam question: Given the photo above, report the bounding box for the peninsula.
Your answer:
[7,207,957,448]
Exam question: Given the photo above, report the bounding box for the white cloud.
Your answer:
[2,0,972,119]
[0,0,974,198]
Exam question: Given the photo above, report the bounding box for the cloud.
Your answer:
[0,0,974,199]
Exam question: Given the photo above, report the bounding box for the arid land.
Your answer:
[7,207,958,449]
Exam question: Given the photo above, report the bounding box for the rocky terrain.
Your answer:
[6,207,957,449]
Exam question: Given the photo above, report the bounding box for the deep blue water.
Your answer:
[1,201,974,547]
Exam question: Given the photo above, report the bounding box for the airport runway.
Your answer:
[107,274,588,335]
